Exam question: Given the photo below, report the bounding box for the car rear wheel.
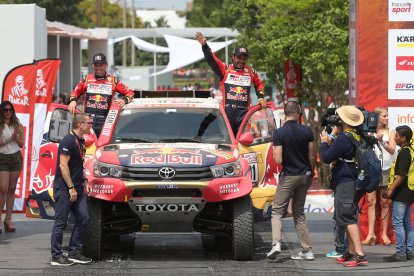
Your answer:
[232,195,254,261]
[84,198,104,260]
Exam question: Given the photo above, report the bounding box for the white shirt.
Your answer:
[0,124,21,154]
[374,128,397,170]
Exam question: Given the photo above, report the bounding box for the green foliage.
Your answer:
[186,0,234,27]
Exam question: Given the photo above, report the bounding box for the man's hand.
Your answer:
[320,130,330,143]
[68,101,77,115]
[86,184,92,196]
[69,188,77,203]
[114,99,126,109]
[258,98,266,109]
[386,188,393,199]
[195,32,206,45]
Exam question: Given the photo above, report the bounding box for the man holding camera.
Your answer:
[320,105,368,267]
[267,101,315,260]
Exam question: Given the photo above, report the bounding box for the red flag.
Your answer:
[2,63,37,210]
[30,59,61,195]
[283,60,302,102]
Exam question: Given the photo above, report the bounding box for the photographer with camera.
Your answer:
[320,106,368,267]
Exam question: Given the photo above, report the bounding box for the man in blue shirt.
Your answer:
[50,113,93,266]
[267,101,315,260]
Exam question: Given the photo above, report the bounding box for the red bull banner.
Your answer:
[2,62,37,211]
[283,60,302,102]
[1,60,60,211]
[30,59,61,195]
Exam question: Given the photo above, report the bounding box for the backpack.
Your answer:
[344,132,382,193]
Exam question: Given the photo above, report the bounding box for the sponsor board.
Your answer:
[389,0,414,21]
[388,107,414,130]
[388,29,414,99]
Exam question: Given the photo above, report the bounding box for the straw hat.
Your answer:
[336,106,364,126]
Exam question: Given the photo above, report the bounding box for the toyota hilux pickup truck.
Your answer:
[26,90,280,261]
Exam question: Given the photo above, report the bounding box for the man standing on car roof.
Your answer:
[195,32,266,136]
[68,53,134,137]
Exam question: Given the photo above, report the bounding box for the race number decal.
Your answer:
[243,153,258,184]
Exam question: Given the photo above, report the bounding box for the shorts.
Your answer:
[380,169,390,188]
[0,151,23,172]
[334,181,362,227]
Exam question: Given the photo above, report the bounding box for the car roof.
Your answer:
[125,97,221,110]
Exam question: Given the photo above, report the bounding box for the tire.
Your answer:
[232,195,254,261]
[84,198,104,261]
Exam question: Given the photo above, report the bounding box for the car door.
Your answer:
[237,105,281,221]
[26,105,97,219]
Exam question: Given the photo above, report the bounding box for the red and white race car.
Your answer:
[26,90,280,261]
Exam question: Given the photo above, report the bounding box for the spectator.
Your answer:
[320,105,368,267]
[0,101,24,233]
[383,125,414,262]
[267,101,315,261]
[363,107,396,246]
[50,113,93,266]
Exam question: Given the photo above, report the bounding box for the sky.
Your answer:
[124,0,191,10]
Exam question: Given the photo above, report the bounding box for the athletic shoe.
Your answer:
[50,256,74,266]
[383,253,407,262]
[343,254,368,267]
[326,250,343,258]
[406,252,414,261]
[336,252,353,264]
[291,250,315,260]
[68,253,93,264]
[266,242,281,259]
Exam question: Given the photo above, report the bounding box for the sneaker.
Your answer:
[50,256,74,266]
[343,254,368,267]
[383,252,407,262]
[266,242,281,259]
[68,253,93,264]
[407,252,414,260]
[326,250,343,258]
[336,252,353,264]
[291,250,315,260]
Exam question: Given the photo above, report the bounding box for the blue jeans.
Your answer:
[333,213,347,254]
[51,187,89,260]
[392,201,414,255]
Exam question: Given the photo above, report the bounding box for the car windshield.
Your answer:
[112,107,232,144]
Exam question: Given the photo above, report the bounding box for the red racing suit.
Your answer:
[202,43,265,135]
[70,73,134,136]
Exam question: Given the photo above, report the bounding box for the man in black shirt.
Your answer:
[384,125,414,262]
[50,113,93,266]
[267,101,315,260]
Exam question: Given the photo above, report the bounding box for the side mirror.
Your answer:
[83,133,96,147]
[239,132,253,146]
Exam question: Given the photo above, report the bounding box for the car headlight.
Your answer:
[93,161,123,178]
[210,160,242,178]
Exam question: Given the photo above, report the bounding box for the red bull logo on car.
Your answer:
[130,154,202,165]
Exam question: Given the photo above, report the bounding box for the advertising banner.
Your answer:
[2,63,37,210]
[30,59,61,193]
[389,0,414,21]
[388,29,414,99]
[283,60,301,102]
[388,106,414,130]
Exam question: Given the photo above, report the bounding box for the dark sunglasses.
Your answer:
[3,108,13,112]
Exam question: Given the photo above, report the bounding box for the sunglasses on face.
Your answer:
[3,108,13,113]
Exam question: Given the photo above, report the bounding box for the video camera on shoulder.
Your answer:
[321,108,342,134]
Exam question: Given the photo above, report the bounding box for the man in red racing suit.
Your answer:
[196,32,265,136]
[69,53,134,137]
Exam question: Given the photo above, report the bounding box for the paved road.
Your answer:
[1,213,413,275]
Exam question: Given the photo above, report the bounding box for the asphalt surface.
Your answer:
[1,213,413,275]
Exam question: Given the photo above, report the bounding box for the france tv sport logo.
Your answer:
[396,56,414,70]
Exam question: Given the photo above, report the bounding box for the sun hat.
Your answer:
[336,105,364,126]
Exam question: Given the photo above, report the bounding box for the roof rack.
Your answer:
[133,90,213,99]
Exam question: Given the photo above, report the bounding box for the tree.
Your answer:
[154,16,169,28]
[186,0,234,27]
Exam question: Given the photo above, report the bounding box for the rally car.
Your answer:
[26,90,280,261]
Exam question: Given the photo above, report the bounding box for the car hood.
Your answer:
[96,143,237,167]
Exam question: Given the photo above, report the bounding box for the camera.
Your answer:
[321,108,342,134]
[357,107,378,146]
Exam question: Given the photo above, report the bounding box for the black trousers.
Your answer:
[225,106,248,137]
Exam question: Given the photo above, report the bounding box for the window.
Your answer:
[49,108,72,143]
[241,108,276,145]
